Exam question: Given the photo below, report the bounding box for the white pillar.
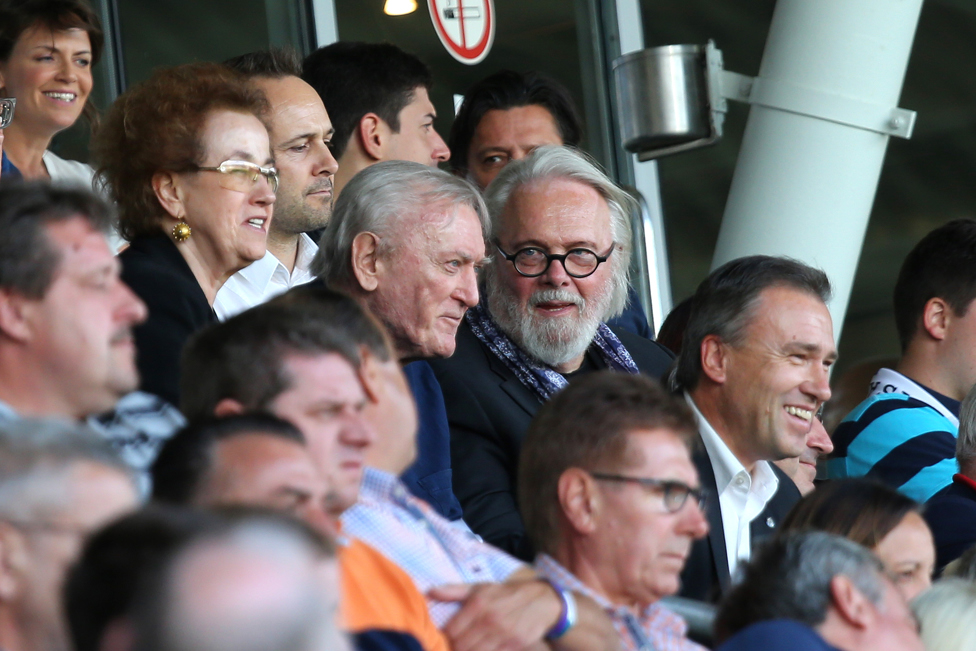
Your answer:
[712,0,924,338]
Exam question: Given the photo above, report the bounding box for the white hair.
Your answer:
[957,383,976,468]
[484,145,633,321]
[913,578,976,651]
[0,418,134,522]
[312,160,489,292]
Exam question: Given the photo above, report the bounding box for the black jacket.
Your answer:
[679,446,801,602]
[120,233,217,407]
[428,320,674,560]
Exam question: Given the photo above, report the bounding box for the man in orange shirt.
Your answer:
[152,405,447,651]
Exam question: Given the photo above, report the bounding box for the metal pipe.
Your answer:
[712,0,924,338]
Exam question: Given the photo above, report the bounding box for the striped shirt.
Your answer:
[536,554,706,651]
[829,390,958,502]
[341,467,524,626]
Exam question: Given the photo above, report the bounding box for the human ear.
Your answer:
[0,523,28,602]
[151,171,187,222]
[829,574,874,629]
[0,289,34,343]
[921,297,950,341]
[350,232,383,292]
[700,334,729,384]
[358,114,388,161]
[557,468,600,535]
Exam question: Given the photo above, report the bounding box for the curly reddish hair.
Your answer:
[93,62,270,241]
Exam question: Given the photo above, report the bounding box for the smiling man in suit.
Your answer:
[428,146,673,561]
[672,255,837,602]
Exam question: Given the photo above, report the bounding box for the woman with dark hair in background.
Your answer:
[93,62,276,406]
[0,0,102,185]
[778,477,936,602]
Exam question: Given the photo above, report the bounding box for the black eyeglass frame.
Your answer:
[494,241,615,278]
[589,472,707,513]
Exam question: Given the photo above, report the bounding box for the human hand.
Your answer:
[429,579,562,651]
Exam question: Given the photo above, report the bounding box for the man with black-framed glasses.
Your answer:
[429,146,673,561]
[519,372,709,651]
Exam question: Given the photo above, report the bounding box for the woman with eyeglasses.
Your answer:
[93,62,276,406]
[0,0,102,185]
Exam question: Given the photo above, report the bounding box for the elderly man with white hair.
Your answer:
[313,161,489,521]
[429,145,674,560]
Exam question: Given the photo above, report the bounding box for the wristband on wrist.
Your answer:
[543,580,578,641]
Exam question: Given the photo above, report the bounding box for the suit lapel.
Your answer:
[694,448,731,590]
[485,347,544,418]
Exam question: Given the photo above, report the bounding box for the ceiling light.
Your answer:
[384,0,417,16]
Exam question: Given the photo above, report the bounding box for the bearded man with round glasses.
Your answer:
[429,145,673,561]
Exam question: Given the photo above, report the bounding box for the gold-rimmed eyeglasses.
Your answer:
[190,159,278,193]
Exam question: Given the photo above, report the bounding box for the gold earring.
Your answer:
[172,220,191,242]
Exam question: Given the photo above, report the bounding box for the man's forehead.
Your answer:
[402,85,434,116]
[501,178,611,238]
[44,216,113,267]
[745,286,835,343]
[256,76,332,130]
[215,431,306,459]
[279,352,365,397]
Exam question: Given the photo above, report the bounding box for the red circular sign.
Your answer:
[428,0,495,65]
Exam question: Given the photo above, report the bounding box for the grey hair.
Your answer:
[483,145,634,319]
[913,578,976,651]
[0,418,135,522]
[312,160,489,292]
[957,383,976,467]
[135,518,340,651]
[715,532,886,640]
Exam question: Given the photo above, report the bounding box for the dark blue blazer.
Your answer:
[401,361,464,520]
[717,620,841,651]
[428,320,673,560]
[925,474,976,573]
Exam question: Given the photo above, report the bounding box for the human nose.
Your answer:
[809,417,834,455]
[454,266,480,308]
[431,129,450,163]
[679,498,709,539]
[316,142,339,177]
[299,500,339,538]
[540,255,572,287]
[251,175,277,206]
[116,280,148,326]
[56,57,77,82]
[340,411,376,451]
[803,362,832,405]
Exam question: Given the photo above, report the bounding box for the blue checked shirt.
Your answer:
[341,467,525,626]
[536,554,706,651]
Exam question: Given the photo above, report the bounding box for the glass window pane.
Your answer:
[334,0,610,170]
[640,0,976,378]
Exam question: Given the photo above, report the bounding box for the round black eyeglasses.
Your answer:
[494,242,615,278]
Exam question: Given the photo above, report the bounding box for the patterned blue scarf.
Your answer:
[466,303,640,403]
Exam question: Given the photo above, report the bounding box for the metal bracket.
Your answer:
[709,39,916,139]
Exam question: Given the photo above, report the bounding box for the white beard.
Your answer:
[487,280,614,368]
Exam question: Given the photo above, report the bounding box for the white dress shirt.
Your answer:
[214,233,318,320]
[685,394,779,579]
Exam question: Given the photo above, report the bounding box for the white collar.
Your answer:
[868,368,959,427]
[684,393,778,494]
[235,233,317,292]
